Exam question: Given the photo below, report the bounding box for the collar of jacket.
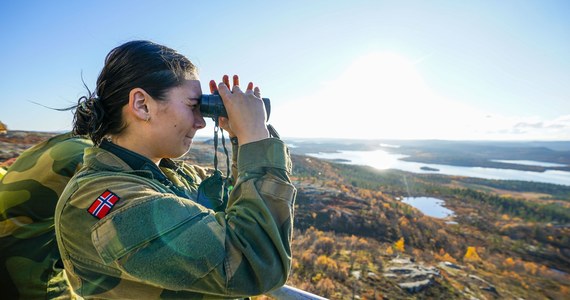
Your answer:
[98,139,173,184]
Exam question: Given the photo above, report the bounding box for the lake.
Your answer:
[402,197,455,219]
[308,149,570,186]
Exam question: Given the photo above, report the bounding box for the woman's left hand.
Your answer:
[209,78,235,137]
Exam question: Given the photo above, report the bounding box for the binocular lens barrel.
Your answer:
[200,94,271,120]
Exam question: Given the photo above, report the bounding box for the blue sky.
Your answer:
[1,0,569,140]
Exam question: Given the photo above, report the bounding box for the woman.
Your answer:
[55,40,296,299]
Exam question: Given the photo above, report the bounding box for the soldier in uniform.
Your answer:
[0,133,92,299]
[55,40,296,299]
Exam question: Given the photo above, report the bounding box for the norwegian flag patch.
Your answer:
[87,190,120,219]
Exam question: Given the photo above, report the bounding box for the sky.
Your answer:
[1,0,569,140]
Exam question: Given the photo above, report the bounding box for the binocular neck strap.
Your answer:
[212,118,230,180]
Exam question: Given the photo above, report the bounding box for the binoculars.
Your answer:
[200,93,271,121]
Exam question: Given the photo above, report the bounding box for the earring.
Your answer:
[145,115,150,122]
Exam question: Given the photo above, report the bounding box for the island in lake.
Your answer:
[420,166,440,172]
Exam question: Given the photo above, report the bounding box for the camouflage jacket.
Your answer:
[55,138,296,299]
[0,133,92,299]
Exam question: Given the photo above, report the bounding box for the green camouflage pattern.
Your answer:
[0,133,92,299]
[55,138,296,299]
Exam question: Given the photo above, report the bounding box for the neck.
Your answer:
[109,134,161,165]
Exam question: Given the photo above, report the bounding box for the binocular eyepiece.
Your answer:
[200,94,271,121]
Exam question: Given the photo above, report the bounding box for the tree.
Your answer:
[394,237,405,252]
[463,246,481,262]
[0,120,7,134]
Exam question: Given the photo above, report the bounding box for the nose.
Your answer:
[194,110,206,129]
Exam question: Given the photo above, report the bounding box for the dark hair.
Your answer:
[73,40,196,144]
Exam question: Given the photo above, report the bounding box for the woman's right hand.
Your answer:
[210,75,269,145]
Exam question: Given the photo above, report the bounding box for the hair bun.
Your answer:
[73,94,106,141]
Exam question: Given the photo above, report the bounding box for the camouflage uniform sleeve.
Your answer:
[91,138,295,297]
[231,142,238,184]
[1,134,91,299]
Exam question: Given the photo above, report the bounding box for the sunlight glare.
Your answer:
[273,52,485,139]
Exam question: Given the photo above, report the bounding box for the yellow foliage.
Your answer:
[463,246,481,262]
[398,216,409,227]
[358,189,373,199]
[316,255,338,272]
[386,246,394,255]
[394,237,405,252]
[501,214,510,220]
[382,203,390,209]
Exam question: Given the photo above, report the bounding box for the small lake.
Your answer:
[308,150,570,186]
[402,197,455,219]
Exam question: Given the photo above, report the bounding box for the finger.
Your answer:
[247,82,254,91]
[232,84,243,93]
[209,80,217,93]
[217,116,228,125]
[218,81,231,101]
[233,75,240,87]
[223,75,230,88]
[254,86,261,98]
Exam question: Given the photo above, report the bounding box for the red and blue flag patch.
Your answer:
[88,190,120,219]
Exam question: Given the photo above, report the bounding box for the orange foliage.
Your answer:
[504,257,516,268]
[523,261,538,275]
[315,278,336,297]
[443,253,458,264]
[394,237,405,252]
[386,246,394,255]
[314,236,335,255]
[561,285,570,296]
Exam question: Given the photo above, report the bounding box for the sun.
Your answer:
[274,51,479,139]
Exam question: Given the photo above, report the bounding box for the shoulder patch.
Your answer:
[87,190,120,219]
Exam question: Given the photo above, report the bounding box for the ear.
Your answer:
[128,88,151,121]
